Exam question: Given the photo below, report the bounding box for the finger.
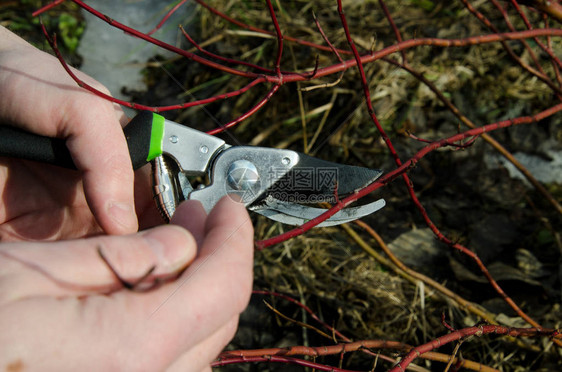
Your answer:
[121,196,253,362]
[134,164,164,230]
[165,316,239,372]
[0,225,196,301]
[62,95,137,235]
[170,200,207,247]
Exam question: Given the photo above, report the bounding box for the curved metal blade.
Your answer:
[250,197,386,227]
[265,153,383,204]
[296,153,383,195]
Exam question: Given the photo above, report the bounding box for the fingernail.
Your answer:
[108,201,138,233]
[143,226,194,272]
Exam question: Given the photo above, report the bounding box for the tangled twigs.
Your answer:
[219,292,501,371]
[335,0,562,350]
[460,0,562,98]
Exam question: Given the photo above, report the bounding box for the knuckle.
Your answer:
[97,237,154,281]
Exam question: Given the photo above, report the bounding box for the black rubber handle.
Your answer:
[123,111,155,170]
[0,111,156,171]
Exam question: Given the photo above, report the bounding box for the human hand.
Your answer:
[0,25,140,236]
[0,196,254,371]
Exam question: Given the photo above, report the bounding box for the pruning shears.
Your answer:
[0,111,385,226]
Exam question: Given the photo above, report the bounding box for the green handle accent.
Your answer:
[123,111,167,169]
[147,113,165,161]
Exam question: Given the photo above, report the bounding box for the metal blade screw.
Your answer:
[227,160,260,191]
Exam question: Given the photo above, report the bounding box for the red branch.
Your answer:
[217,340,411,364]
[390,325,560,372]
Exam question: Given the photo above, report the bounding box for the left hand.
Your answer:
[0,25,142,237]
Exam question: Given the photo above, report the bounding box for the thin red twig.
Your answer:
[543,14,562,87]
[408,132,480,149]
[265,0,284,77]
[206,84,280,135]
[32,0,64,17]
[378,0,407,64]
[147,0,188,36]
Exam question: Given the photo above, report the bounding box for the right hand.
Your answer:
[0,196,254,371]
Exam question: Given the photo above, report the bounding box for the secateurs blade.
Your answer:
[0,111,386,226]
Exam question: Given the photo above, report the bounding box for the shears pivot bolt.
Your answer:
[227,160,260,191]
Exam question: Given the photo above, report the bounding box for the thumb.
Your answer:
[0,225,196,301]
